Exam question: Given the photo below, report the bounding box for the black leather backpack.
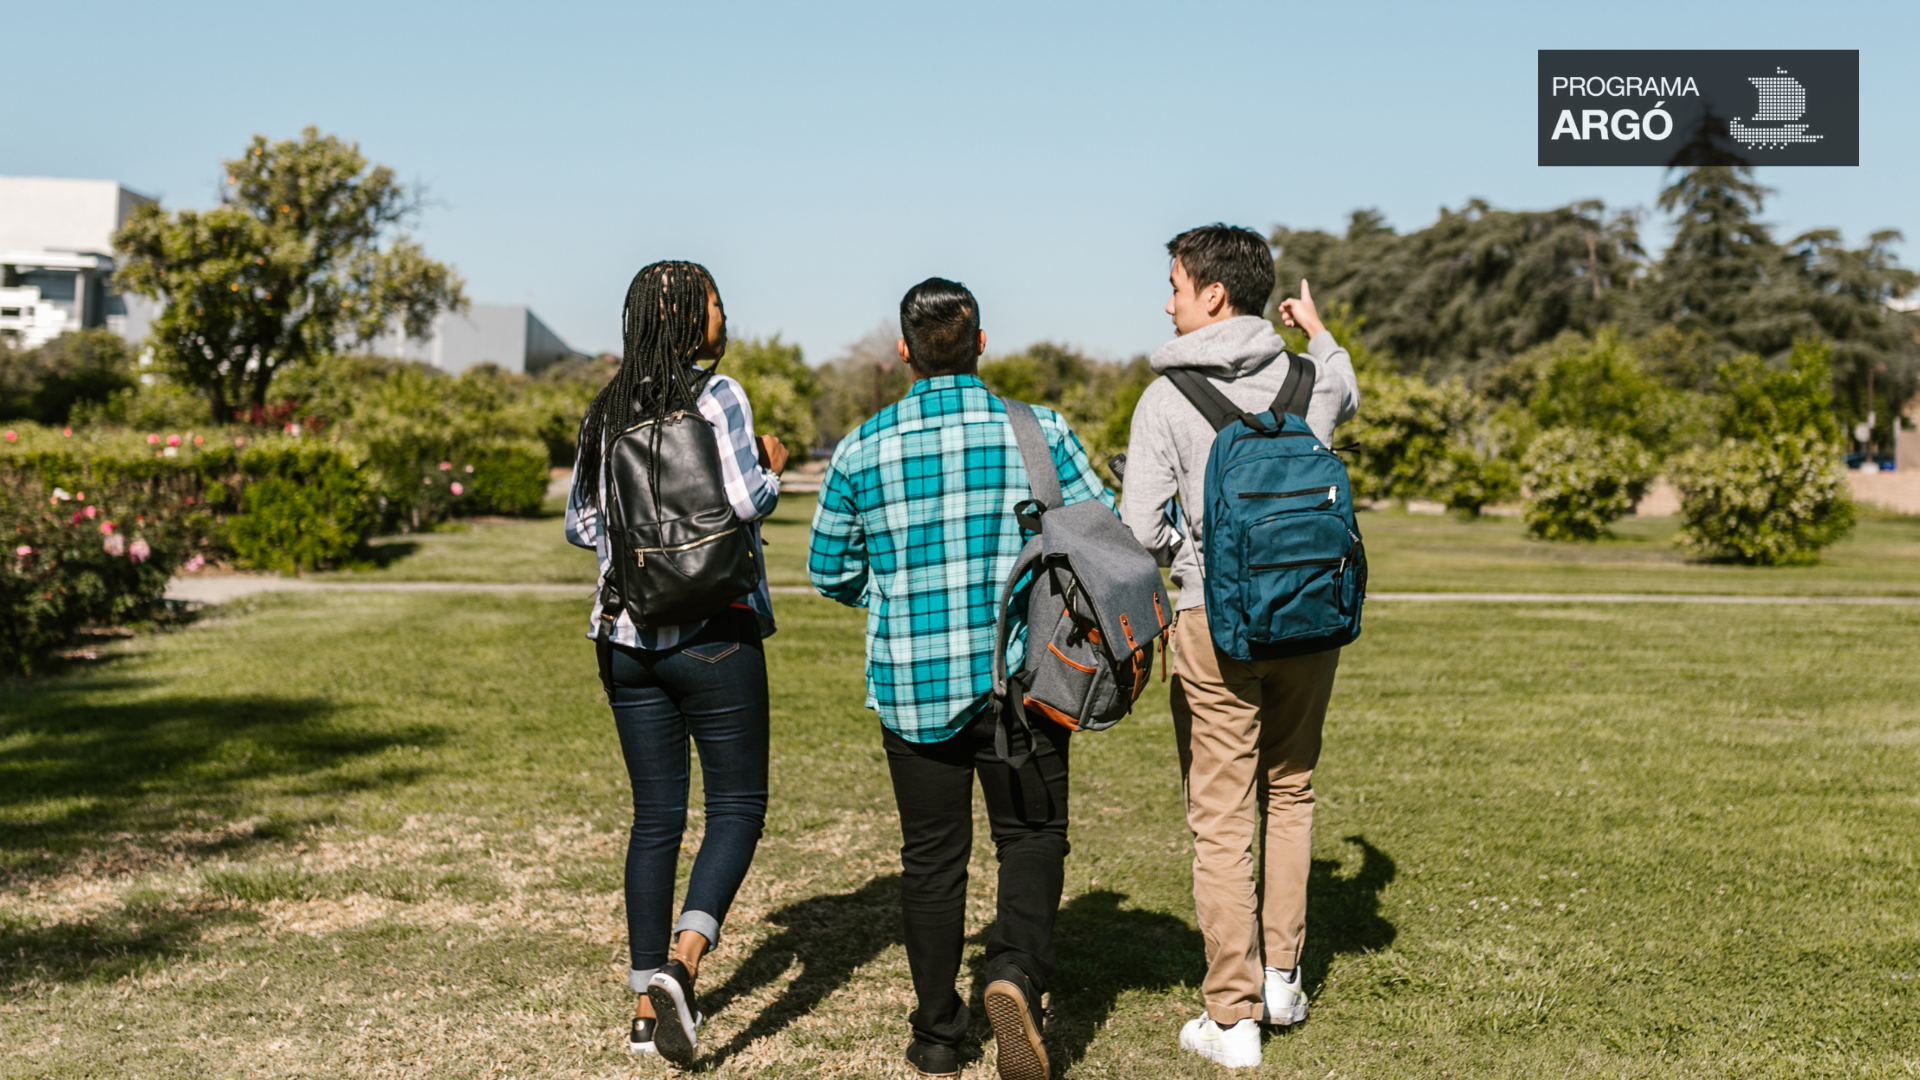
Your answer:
[596,404,760,635]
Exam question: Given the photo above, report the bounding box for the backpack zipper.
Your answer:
[1248,556,1345,572]
[1239,486,1337,503]
[634,525,743,565]
[1232,430,1317,445]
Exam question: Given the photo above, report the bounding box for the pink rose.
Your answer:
[101,520,115,534]
[103,534,125,556]
[193,435,203,446]
[147,433,160,445]
[439,461,453,471]
[84,506,97,519]
[422,476,433,485]
[463,464,474,473]
[183,554,206,573]
[129,539,152,564]
[14,545,31,557]
[3,430,14,442]
[167,434,181,447]
[450,482,464,495]
[61,427,72,437]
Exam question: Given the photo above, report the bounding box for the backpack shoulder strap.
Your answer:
[1165,368,1240,432]
[1167,368,1276,433]
[1274,354,1317,418]
[1000,397,1063,510]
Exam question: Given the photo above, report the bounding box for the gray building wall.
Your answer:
[370,303,586,375]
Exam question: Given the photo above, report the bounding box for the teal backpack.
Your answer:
[1168,357,1365,662]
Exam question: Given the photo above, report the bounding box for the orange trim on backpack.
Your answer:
[1047,642,1098,674]
[1119,613,1147,698]
[1153,593,1168,631]
[1023,695,1081,732]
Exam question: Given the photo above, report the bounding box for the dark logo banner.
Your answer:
[1538,50,1858,166]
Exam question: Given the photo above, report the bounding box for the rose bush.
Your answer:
[1,470,211,673]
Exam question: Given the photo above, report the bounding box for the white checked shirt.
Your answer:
[564,370,781,649]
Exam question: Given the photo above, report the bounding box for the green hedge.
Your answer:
[2,424,376,570]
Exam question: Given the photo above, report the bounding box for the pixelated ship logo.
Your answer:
[1729,68,1823,149]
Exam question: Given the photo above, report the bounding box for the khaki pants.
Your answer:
[1169,607,1341,1024]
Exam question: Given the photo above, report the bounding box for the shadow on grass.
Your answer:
[1301,835,1398,999]
[0,688,444,879]
[352,538,420,570]
[699,874,904,1069]
[0,893,256,989]
[1033,890,1208,1076]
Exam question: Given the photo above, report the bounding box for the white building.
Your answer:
[0,176,160,348]
[0,175,585,374]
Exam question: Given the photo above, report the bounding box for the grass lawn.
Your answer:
[1361,508,1920,596]
[5,564,1919,1074]
[325,495,1920,598]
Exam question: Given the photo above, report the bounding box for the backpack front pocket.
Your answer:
[1242,511,1353,644]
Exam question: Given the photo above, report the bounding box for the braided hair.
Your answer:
[574,261,723,508]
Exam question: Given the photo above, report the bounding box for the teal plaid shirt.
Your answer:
[808,374,1115,743]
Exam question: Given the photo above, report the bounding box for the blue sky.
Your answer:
[7,0,1912,362]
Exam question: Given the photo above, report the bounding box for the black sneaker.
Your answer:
[906,1039,961,1078]
[628,1015,657,1054]
[983,971,1049,1080]
[646,959,702,1065]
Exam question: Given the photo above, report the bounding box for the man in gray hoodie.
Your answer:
[1120,224,1359,1069]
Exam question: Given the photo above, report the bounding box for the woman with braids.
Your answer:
[564,261,788,1063]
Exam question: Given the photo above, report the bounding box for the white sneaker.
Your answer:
[1179,1013,1262,1069]
[1262,966,1308,1026]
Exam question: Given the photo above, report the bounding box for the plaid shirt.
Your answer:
[565,371,780,649]
[808,374,1114,743]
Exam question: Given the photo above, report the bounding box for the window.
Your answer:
[0,307,20,318]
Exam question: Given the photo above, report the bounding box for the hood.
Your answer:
[1149,315,1287,378]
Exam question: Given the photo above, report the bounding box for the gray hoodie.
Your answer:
[1119,315,1360,609]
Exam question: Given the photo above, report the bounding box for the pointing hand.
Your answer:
[1277,279,1326,340]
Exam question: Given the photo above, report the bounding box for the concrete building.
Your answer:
[369,303,588,375]
[1,174,585,374]
[0,176,160,348]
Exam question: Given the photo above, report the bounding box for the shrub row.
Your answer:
[1,422,549,669]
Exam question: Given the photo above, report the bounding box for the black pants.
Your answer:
[883,709,1071,1049]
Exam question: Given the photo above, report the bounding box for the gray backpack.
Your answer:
[989,398,1171,766]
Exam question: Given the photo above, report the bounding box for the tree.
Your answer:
[0,329,135,424]
[114,127,466,424]
[1644,166,1804,355]
[1272,200,1642,379]
[812,324,909,449]
[1645,166,1918,439]
[1671,340,1854,565]
[724,335,819,456]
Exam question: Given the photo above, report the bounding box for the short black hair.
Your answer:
[1166,224,1275,317]
[899,277,980,375]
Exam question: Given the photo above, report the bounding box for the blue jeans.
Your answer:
[596,608,769,991]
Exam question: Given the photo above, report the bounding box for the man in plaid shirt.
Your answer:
[809,279,1111,1080]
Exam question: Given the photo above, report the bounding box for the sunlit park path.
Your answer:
[4,497,1920,1078]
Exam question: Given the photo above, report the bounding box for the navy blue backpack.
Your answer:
[1168,357,1365,662]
